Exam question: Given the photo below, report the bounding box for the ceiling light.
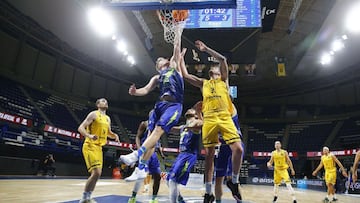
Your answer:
[87,7,115,37]
[341,34,348,40]
[331,40,344,52]
[346,4,360,33]
[116,40,127,53]
[320,53,332,65]
[127,56,135,65]
[111,35,117,40]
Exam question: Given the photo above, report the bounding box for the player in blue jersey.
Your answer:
[127,111,162,203]
[214,103,244,203]
[167,105,203,203]
[120,27,184,180]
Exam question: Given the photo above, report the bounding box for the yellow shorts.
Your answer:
[82,143,103,172]
[202,111,241,147]
[325,171,336,185]
[274,168,291,185]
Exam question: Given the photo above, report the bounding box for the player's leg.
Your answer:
[273,170,281,203]
[202,115,219,202]
[282,170,296,203]
[214,145,232,202]
[143,174,151,193]
[167,154,185,203]
[331,173,338,201]
[220,117,242,201]
[148,153,161,203]
[215,176,224,203]
[128,178,144,203]
[80,145,102,202]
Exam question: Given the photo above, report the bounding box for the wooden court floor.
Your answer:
[0,178,359,203]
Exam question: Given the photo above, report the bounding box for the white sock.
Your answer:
[82,191,91,200]
[274,185,279,197]
[205,182,212,194]
[286,183,295,200]
[232,172,239,184]
[169,180,179,203]
[133,178,143,193]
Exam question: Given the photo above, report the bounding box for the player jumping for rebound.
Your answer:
[312,146,347,203]
[214,102,244,203]
[267,141,297,203]
[179,41,243,203]
[119,26,184,181]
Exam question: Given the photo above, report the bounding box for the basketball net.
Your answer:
[157,10,186,44]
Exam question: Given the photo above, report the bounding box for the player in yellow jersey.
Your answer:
[312,147,347,203]
[77,98,119,203]
[179,41,243,203]
[352,151,360,182]
[267,141,297,203]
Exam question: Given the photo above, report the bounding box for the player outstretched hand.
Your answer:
[114,133,120,142]
[291,169,295,176]
[353,173,358,182]
[195,40,207,52]
[341,169,348,178]
[266,162,272,169]
[312,171,317,177]
[129,84,136,95]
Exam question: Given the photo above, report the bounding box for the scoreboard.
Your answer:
[185,0,261,28]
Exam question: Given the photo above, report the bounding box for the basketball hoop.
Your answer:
[157,9,189,44]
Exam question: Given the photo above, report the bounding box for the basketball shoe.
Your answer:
[125,167,147,182]
[203,193,215,203]
[120,151,138,166]
[226,180,242,202]
[128,197,136,203]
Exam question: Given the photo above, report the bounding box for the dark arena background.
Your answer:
[0,0,360,202]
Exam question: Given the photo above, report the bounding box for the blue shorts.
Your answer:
[215,144,232,178]
[150,101,182,134]
[167,152,197,185]
[148,152,161,175]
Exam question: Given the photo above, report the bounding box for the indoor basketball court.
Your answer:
[1,0,360,203]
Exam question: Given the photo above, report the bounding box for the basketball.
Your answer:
[172,10,189,22]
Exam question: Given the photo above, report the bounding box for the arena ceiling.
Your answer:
[6,0,360,100]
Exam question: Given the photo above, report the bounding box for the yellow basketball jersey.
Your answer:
[321,154,336,173]
[202,79,233,115]
[272,149,289,170]
[84,110,110,146]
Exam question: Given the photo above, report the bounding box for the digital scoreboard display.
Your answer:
[185,0,261,28]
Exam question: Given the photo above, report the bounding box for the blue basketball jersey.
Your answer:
[179,126,200,154]
[158,67,184,103]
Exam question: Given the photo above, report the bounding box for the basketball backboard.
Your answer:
[104,0,237,10]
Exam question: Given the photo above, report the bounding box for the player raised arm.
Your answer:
[169,25,182,74]
[78,111,97,140]
[285,151,295,176]
[179,48,203,88]
[332,154,348,177]
[129,75,159,96]
[267,152,274,168]
[195,40,228,83]
[352,151,360,182]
